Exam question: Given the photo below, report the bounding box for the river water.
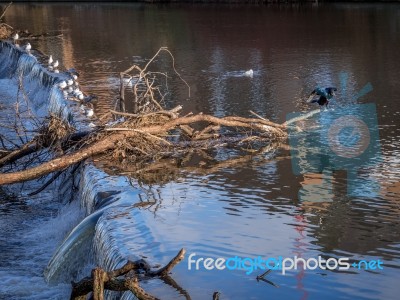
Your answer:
[1,2,400,300]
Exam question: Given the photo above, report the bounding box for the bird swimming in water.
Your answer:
[307,87,337,108]
[244,69,254,78]
[25,42,31,52]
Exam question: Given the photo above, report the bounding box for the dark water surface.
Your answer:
[1,3,400,300]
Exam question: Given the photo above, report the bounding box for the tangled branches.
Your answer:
[117,47,190,114]
[0,46,294,186]
[71,249,186,300]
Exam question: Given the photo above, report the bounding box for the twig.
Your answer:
[105,128,171,146]
[149,248,186,276]
[249,110,270,121]
[27,169,64,196]
[71,249,186,300]
[283,108,321,126]
[0,2,12,21]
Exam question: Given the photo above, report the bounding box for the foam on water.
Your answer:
[0,41,92,298]
[44,164,146,283]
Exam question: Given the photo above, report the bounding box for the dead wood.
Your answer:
[70,249,186,300]
[0,46,315,187]
[0,111,288,185]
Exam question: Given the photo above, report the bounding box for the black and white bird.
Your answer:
[307,87,337,108]
[53,60,59,69]
[48,55,53,65]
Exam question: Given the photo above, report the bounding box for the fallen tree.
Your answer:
[70,249,186,300]
[0,110,288,185]
[0,42,301,299]
[0,47,294,186]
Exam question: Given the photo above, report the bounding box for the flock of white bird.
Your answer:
[12,32,94,119]
[58,76,94,118]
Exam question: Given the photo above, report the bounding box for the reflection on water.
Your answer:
[1,2,400,300]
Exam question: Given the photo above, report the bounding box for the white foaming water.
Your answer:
[0,41,91,299]
[0,197,85,300]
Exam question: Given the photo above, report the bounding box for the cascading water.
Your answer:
[0,41,154,298]
[44,163,159,284]
[0,40,167,300]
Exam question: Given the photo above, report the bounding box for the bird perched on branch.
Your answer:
[307,87,337,108]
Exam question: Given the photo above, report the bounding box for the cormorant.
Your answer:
[307,87,337,108]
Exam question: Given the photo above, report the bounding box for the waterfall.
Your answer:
[1,41,159,298]
[44,164,151,284]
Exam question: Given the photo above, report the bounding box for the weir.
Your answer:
[0,41,153,295]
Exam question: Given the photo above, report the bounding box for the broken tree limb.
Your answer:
[0,129,91,169]
[0,113,288,185]
[283,108,321,126]
[0,133,119,185]
[71,249,186,300]
[149,248,186,276]
[0,141,38,168]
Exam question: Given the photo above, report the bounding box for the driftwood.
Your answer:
[0,110,288,185]
[71,249,186,300]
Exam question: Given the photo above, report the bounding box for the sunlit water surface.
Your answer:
[1,3,400,300]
